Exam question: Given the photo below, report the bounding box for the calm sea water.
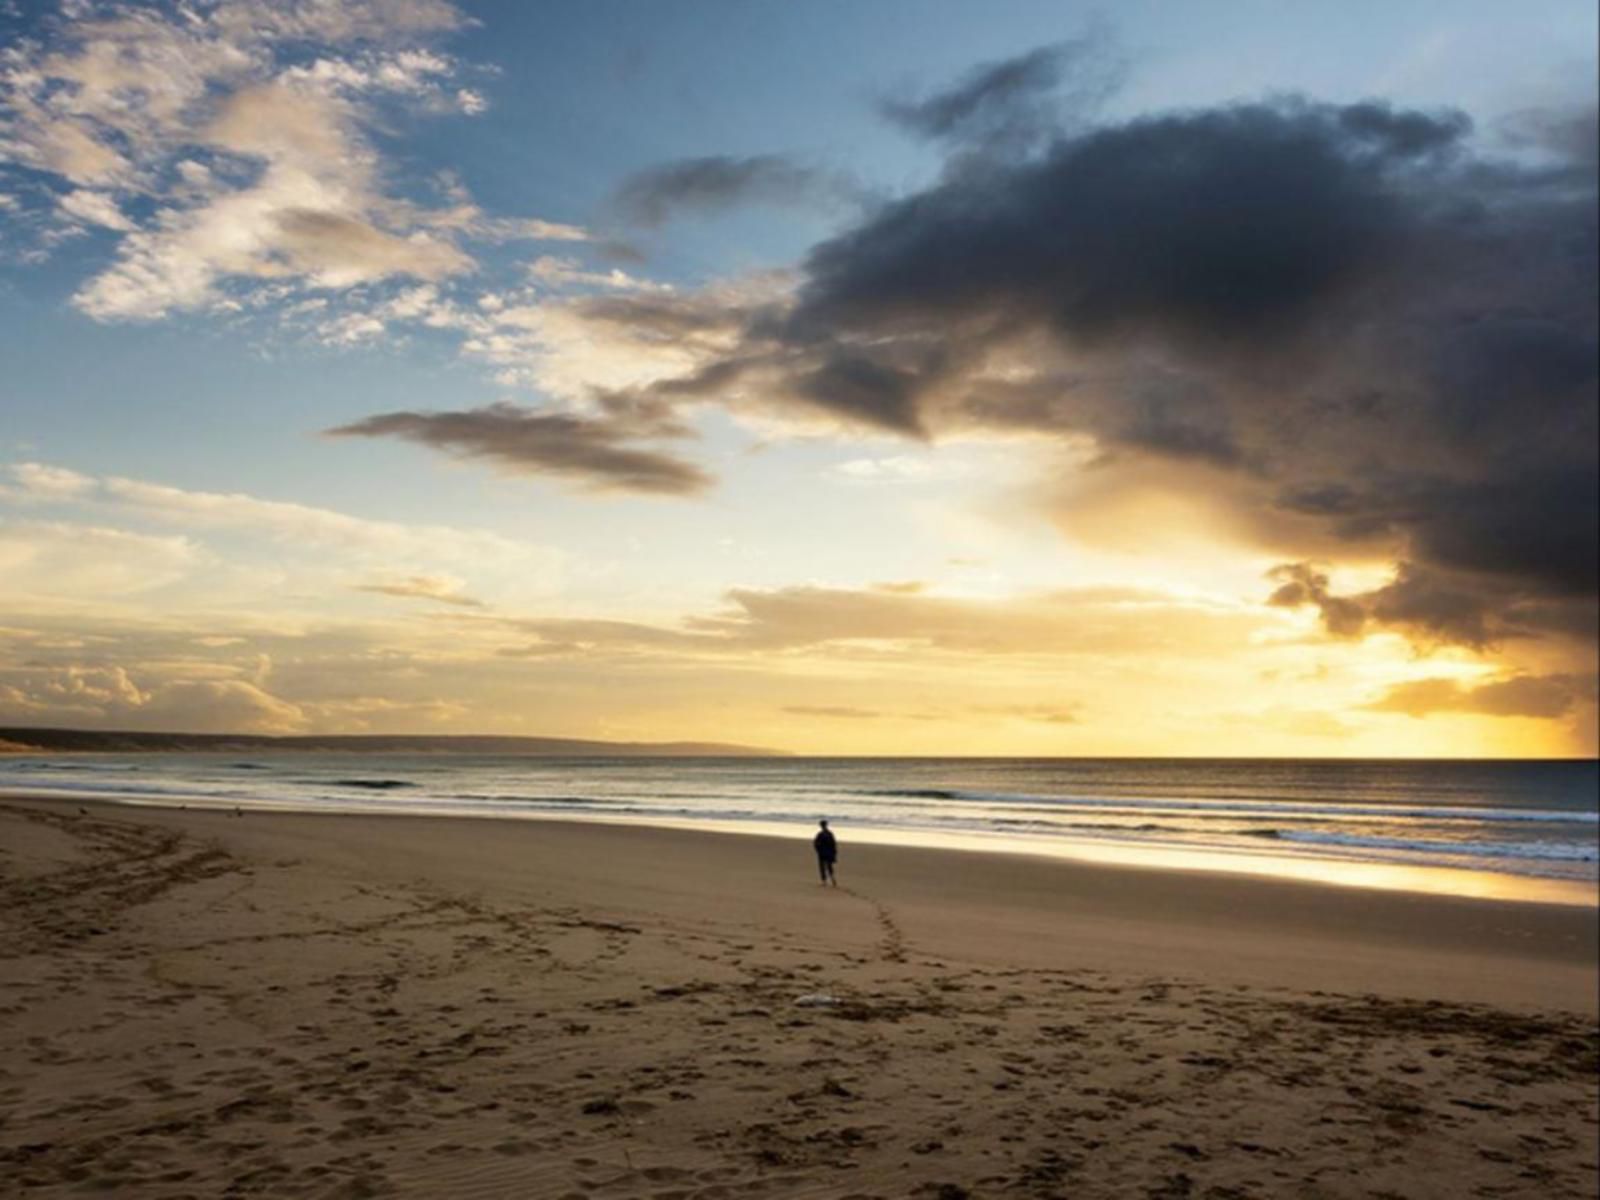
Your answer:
[3,754,1595,892]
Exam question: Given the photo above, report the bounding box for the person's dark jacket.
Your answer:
[814,829,837,862]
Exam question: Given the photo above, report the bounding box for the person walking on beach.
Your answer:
[814,819,838,886]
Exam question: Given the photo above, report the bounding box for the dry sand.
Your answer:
[1,795,1595,1199]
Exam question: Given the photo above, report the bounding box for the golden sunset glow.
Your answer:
[1,1,1594,758]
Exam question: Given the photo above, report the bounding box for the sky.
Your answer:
[0,0,1595,756]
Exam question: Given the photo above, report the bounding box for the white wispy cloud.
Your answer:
[829,455,974,484]
[0,662,310,733]
[1,461,561,575]
[2,2,768,437]
[0,518,199,596]
[57,188,135,230]
[355,573,485,608]
[70,75,474,319]
[0,1,581,321]
[527,255,666,293]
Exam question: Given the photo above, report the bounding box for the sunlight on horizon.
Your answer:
[0,0,1594,758]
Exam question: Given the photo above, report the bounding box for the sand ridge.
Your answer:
[0,799,1596,1199]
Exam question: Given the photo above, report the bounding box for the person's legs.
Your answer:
[817,855,829,884]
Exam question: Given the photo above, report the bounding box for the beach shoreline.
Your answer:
[2,773,1594,910]
[2,794,1596,1197]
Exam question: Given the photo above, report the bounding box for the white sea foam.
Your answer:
[2,753,1595,886]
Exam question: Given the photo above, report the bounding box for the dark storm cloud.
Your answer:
[1266,558,1597,649]
[1499,104,1599,170]
[1425,317,1597,444]
[617,78,1593,649]
[1360,566,1500,647]
[792,353,928,435]
[1270,463,1599,601]
[1267,563,1370,639]
[882,44,1064,138]
[881,33,1124,156]
[1115,376,1248,468]
[1403,468,1598,598]
[790,99,1469,345]
[611,155,858,228]
[325,402,712,496]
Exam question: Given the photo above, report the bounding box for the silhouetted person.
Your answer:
[813,819,837,886]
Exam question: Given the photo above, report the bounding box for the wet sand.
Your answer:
[1,796,1595,1198]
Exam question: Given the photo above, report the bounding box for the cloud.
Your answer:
[1,1,582,321]
[830,456,968,485]
[1267,560,1475,643]
[491,615,709,658]
[1252,708,1358,740]
[269,207,472,288]
[138,678,309,733]
[361,275,770,403]
[326,402,713,496]
[2,461,556,570]
[486,583,1264,661]
[568,284,773,342]
[0,605,544,738]
[1266,560,1595,649]
[70,80,475,319]
[608,82,1594,652]
[210,0,465,44]
[783,705,880,719]
[611,155,859,228]
[0,665,149,720]
[0,662,307,734]
[0,518,198,597]
[527,255,664,292]
[4,462,97,501]
[791,352,928,434]
[881,31,1124,157]
[1366,674,1597,719]
[58,189,135,230]
[2,1,465,181]
[355,574,484,607]
[1265,563,1366,634]
[789,99,1473,348]
[972,703,1084,725]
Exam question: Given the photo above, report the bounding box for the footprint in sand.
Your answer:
[839,888,908,963]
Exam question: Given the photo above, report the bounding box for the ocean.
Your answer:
[3,754,1595,901]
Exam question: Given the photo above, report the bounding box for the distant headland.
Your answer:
[0,727,784,758]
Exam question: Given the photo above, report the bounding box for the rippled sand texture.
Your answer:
[1,800,1596,1199]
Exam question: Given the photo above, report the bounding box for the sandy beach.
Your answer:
[1,796,1595,1199]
